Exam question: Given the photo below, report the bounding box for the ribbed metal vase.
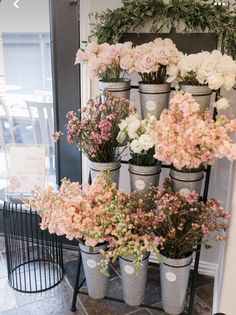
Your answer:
[139,82,171,119]
[89,160,121,187]
[129,162,161,195]
[119,253,150,306]
[169,167,204,194]
[79,242,108,299]
[99,79,131,101]
[160,254,192,315]
[180,84,212,113]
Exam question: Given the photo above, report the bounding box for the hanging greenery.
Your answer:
[89,0,236,59]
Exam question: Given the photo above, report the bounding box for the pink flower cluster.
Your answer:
[75,41,133,81]
[151,179,229,259]
[124,37,182,84]
[66,96,133,162]
[152,91,236,170]
[28,173,122,246]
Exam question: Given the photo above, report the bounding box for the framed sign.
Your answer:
[7,145,46,195]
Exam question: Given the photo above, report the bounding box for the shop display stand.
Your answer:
[70,90,217,314]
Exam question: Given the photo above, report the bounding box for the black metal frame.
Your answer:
[70,86,217,313]
[3,202,64,293]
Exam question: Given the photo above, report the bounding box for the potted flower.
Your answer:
[102,192,163,306]
[128,37,181,118]
[27,173,121,299]
[66,95,133,186]
[75,41,133,100]
[151,179,229,315]
[152,91,236,193]
[117,113,161,195]
[167,50,236,112]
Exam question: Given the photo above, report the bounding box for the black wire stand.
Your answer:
[3,202,64,293]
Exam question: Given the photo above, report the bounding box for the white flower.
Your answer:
[197,55,218,81]
[207,73,224,90]
[139,134,154,151]
[179,188,191,198]
[130,139,142,154]
[213,97,230,112]
[178,54,200,75]
[117,130,126,144]
[118,119,128,131]
[217,54,236,76]
[223,75,236,91]
[127,115,141,139]
[166,64,178,83]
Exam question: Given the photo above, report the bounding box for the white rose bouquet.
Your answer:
[167,50,236,110]
[117,113,157,166]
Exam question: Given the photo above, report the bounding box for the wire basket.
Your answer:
[3,202,63,293]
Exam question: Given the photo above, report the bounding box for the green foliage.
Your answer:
[90,0,236,59]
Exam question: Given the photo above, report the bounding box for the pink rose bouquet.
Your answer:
[152,91,236,171]
[75,41,133,82]
[150,179,229,259]
[128,38,181,84]
[66,95,134,162]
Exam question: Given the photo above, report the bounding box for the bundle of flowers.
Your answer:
[168,50,236,89]
[167,50,236,109]
[152,91,236,171]
[117,113,157,166]
[27,173,122,247]
[75,41,133,81]
[66,95,134,162]
[150,179,229,259]
[126,38,181,84]
[101,191,164,272]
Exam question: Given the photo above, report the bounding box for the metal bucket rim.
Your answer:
[179,83,212,94]
[89,160,121,171]
[120,252,150,262]
[139,82,171,94]
[160,254,192,268]
[99,78,131,83]
[79,241,108,254]
[129,161,162,175]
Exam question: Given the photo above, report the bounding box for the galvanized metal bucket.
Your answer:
[180,84,212,113]
[79,242,108,299]
[129,162,161,195]
[119,252,150,306]
[160,254,192,315]
[169,167,204,194]
[139,82,171,119]
[99,78,131,101]
[89,160,121,187]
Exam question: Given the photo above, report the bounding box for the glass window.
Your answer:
[0,0,55,198]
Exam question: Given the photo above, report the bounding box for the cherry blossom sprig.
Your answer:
[150,179,230,259]
[66,95,134,162]
[152,91,236,171]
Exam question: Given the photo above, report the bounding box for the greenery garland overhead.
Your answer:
[90,0,236,59]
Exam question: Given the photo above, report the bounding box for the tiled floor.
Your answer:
[0,237,214,315]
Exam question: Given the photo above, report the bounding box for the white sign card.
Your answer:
[8,146,46,194]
